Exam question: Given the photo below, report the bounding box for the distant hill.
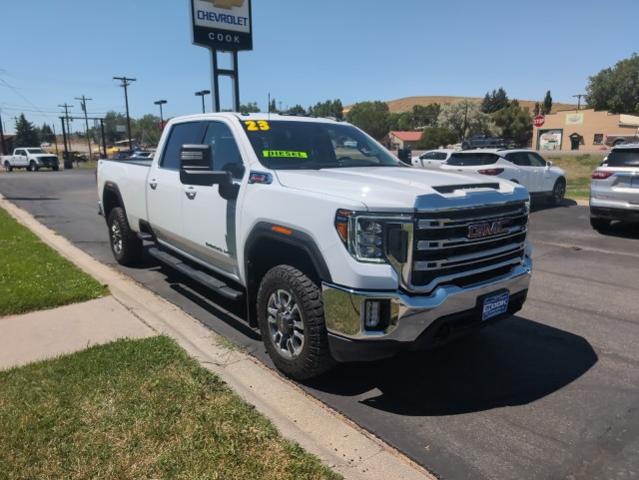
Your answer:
[383,96,579,114]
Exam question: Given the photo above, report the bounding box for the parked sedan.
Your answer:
[411,149,455,169]
[440,149,567,204]
[590,144,639,231]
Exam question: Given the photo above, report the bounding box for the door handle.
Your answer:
[185,191,197,200]
[149,181,157,190]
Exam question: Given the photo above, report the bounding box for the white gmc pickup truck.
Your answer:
[97,113,532,380]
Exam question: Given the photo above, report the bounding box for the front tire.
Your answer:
[4,161,12,172]
[28,160,38,172]
[257,265,335,380]
[550,178,566,205]
[107,207,143,266]
[590,217,611,233]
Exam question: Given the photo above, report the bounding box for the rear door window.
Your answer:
[447,153,499,166]
[505,152,530,166]
[160,122,207,170]
[606,149,639,167]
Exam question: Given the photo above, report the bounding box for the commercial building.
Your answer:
[533,109,639,152]
[389,131,422,150]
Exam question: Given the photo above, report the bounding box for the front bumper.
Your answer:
[322,256,532,362]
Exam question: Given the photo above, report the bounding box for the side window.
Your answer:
[433,152,447,160]
[160,122,207,170]
[506,152,530,166]
[203,122,245,179]
[15,150,24,156]
[527,153,547,167]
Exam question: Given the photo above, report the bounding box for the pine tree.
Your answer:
[14,114,40,148]
[543,91,553,114]
[534,102,542,116]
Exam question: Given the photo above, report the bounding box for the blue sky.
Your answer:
[1,0,638,133]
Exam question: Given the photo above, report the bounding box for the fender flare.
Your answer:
[243,222,332,283]
[102,182,126,218]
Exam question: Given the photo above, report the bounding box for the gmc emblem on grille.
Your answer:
[467,221,508,239]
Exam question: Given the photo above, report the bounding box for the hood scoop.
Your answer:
[433,183,501,194]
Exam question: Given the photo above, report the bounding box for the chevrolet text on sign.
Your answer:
[191,0,253,51]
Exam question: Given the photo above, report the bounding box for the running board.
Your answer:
[147,247,243,301]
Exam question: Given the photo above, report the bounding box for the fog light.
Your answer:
[364,300,381,329]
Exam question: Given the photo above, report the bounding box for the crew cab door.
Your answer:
[180,120,245,278]
[13,149,28,167]
[147,121,207,250]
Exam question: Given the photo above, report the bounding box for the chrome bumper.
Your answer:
[322,256,532,343]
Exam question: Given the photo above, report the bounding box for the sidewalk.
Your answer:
[0,296,153,371]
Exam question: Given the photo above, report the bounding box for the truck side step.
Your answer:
[137,232,154,241]
[147,247,243,301]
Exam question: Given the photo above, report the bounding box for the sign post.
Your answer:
[190,0,253,113]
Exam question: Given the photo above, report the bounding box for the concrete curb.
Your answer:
[0,195,433,480]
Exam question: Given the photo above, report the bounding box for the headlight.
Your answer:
[335,210,411,264]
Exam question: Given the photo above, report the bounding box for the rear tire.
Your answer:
[257,265,335,380]
[107,207,143,266]
[549,178,566,205]
[4,161,12,172]
[52,165,59,171]
[590,217,611,233]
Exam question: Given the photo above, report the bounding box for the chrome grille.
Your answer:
[411,201,528,290]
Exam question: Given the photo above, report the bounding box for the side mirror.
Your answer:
[179,144,238,200]
[546,160,553,167]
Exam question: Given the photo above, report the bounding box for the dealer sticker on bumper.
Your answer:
[482,291,510,321]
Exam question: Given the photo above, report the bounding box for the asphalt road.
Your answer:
[1,169,638,480]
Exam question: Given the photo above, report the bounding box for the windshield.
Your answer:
[606,148,639,167]
[27,148,45,154]
[241,120,401,170]
[447,152,500,166]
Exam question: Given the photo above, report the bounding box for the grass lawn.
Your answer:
[542,153,605,201]
[0,336,340,480]
[0,206,107,316]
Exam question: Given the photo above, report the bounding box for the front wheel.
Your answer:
[28,161,38,172]
[257,265,335,380]
[4,161,12,172]
[549,178,566,205]
[107,207,143,266]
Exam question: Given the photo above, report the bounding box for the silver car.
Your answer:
[590,144,639,231]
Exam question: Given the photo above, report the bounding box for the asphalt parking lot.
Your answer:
[1,169,638,480]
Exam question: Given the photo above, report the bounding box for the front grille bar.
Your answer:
[417,210,527,230]
[414,243,526,271]
[417,226,527,250]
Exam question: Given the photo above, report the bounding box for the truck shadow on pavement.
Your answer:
[596,222,639,240]
[530,198,577,213]
[306,315,598,416]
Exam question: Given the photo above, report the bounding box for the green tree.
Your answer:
[586,53,639,113]
[268,98,278,113]
[388,111,415,131]
[239,102,261,113]
[132,114,162,146]
[417,127,458,150]
[493,100,533,147]
[14,114,40,148]
[101,111,128,144]
[287,104,307,115]
[39,123,55,143]
[412,104,440,127]
[481,88,509,113]
[309,99,343,120]
[533,102,542,116]
[346,101,390,140]
[543,90,553,114]
[438,100,495,140]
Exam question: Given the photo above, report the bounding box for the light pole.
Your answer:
[113,76,136,151]
[154,100,167,127]
[195,90,211,114]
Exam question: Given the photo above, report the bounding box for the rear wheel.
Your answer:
[3,161,12,172]
[549,178,566,205]
[257,265,335,380]
[107,207,143,265]
[590,217,611,233]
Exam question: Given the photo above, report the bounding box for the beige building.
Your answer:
[533,109,639,152]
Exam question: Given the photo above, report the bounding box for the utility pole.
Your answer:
[154,99,167,127]
[58,103,73,165]
[75,95,93,160]
[52,123,59,156]
[195,90,210,114]
[59,116,70,169]
[113,76,136,151]
[0,108,6,155]
[573,94,586,111]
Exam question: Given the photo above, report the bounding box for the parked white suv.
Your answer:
[412,149,455,169]
[441,149,566,204]
[97,114,532,380]
[590,144,639,231]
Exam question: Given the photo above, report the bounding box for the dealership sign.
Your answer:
[191,0,253,51]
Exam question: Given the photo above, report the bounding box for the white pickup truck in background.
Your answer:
[2,147,60,171]
[97,113,533,380]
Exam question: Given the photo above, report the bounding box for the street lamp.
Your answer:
[195,90,211,114]
[154,100,167,126]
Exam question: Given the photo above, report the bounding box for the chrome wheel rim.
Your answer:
[110,221,123,254]
[555,182,565,202]
[267,289,305,360]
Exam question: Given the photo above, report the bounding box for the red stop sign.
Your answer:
[534,115,545,128]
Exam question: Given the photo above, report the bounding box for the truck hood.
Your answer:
[275,167,520,211]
